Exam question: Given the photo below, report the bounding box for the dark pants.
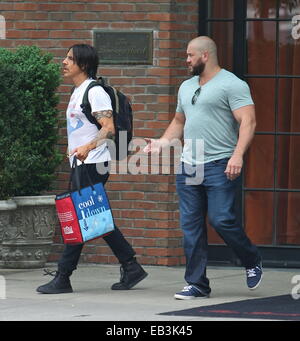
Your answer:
[176,159,261,294]
[58,163,135,273]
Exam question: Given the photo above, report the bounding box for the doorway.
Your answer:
[199,0,300,267]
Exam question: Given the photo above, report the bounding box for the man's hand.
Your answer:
[224,154,243,181]
[143,138,169,154]
[70,144,92,162]
[143,113,184,155]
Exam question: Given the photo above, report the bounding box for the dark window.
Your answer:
[200,0,300,247]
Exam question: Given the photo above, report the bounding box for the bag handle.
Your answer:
[69,156,95,195]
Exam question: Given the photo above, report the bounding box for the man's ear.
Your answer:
[202,51,209,62]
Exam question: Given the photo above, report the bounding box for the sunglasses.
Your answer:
[191,87,201,105]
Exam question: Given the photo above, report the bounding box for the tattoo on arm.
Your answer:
[92,110,113,120]
[88,110,115,149]
[91,127,115,149]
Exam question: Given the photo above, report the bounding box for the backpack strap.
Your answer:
[81,78,118,127]
[112,87,119,113]
[97,77,119,114]
[80,80,102,129]
[81,80,99,109]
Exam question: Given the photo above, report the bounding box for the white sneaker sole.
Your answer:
[174,293,210,300]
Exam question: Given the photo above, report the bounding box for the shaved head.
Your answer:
[188,36,218,64]
[188,36,218,61]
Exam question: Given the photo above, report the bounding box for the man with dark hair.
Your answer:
[68,44,99,79]
[37,44,147,294]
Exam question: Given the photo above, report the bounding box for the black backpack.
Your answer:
[80,77,133,161]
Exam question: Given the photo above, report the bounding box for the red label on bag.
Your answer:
[55,195,83,244]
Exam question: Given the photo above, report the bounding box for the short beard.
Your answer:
[191,62,205,76]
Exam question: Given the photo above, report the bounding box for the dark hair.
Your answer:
[68,44,99,79]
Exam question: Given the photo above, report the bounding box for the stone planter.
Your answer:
[1,195,58,269]
[0,200,18,267]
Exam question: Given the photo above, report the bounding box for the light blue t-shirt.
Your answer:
[176,69,254,165]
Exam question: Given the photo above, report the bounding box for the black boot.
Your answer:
[36,269,73,294]
[111,258,148,290]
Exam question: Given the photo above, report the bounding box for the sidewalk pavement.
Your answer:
[0,264,299,321]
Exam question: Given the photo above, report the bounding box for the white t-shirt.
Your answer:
[66,79,112,166]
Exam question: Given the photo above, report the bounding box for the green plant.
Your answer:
[0,46,63,199]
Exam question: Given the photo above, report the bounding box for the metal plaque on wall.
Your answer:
[93,31,153,65]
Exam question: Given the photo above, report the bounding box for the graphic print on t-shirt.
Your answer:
[67,92,85,136]
[67,109,84,134]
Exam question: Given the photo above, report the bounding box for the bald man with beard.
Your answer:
[144,36,263,299]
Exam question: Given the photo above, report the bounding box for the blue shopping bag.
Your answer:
[55,157,115,244]
[71,182,115,242]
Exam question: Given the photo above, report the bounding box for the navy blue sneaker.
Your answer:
[174,285,210,300]
[246,264,263,290]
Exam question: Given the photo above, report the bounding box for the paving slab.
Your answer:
[0,264,299,322]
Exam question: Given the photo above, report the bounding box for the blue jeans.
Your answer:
[176,159,261,294]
